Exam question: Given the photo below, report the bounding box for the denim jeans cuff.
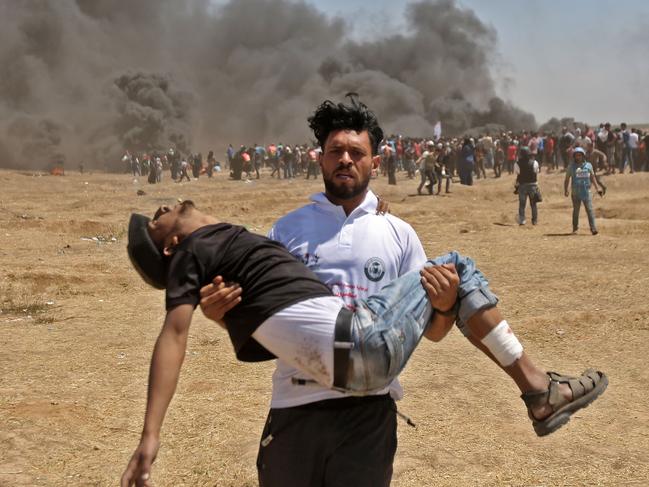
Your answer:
[455,287,499,336]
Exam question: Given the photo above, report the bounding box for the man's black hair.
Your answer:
[308,93,384,156]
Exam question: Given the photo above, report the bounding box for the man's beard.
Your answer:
[323,173,370,200]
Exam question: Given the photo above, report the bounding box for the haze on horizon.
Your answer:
[1,0,646,170]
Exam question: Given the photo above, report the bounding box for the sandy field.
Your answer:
[1,167,648,486]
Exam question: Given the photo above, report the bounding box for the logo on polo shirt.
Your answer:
[364,257,386,282]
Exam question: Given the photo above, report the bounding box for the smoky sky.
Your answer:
[0,0,536,169]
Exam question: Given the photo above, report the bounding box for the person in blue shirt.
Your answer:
[226,144,235,170]
[564,147,604,235]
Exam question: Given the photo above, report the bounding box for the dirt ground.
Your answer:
[1,166,648,486]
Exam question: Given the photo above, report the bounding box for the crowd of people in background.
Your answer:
[121,148,222,183]
[120,122,649,191]
[372,121,649,193]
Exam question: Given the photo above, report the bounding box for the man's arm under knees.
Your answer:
[420,264,459,342]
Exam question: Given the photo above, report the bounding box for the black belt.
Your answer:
[333,307,354,389]
[281,393,392,411]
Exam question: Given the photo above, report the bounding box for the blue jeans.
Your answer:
[485,150,494,169]
[344,251,498,392]
[283,160,294,178]
[572,193,597,232]
[518,183,538,224]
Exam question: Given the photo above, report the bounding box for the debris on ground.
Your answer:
[80,235,118,244]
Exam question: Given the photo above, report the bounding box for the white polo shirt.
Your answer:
[267,190,427,408]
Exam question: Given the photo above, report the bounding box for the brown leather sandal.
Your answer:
[521,369,608,437]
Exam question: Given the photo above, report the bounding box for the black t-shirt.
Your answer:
[165,223,332,362]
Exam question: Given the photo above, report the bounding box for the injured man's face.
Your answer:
[148,200,196,250]
[152,199,195,220]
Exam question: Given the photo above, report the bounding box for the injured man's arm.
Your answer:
[121,304,194,487]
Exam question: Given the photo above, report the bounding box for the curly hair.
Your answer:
[308,93,384,156]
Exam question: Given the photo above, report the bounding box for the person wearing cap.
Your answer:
[514,146,540,226]
[564,147,603,235]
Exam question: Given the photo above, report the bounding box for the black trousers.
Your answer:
[257,394,397,487]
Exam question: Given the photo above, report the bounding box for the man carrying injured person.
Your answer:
[120,127,607,487]
[121,200,607,486]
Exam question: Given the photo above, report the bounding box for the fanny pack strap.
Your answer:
[333,307,354,389]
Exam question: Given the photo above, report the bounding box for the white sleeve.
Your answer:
[534,161,540,173]
[398,224,427,276]
[267,223,280,242]
[514,162,520,175]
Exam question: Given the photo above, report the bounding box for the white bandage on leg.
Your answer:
[480,320,523,367]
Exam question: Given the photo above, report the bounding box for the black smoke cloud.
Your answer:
[0,0,536,170]
[7,117,63,163]
[104,72,193,157]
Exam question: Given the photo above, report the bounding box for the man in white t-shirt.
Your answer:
[197,97,607,487]
[198,98,458,486]
[200,97,453,486]
[265,188,424,408]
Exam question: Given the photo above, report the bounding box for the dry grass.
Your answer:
[1,167,648,486]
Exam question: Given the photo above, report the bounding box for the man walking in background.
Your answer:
[565,147,603,235]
